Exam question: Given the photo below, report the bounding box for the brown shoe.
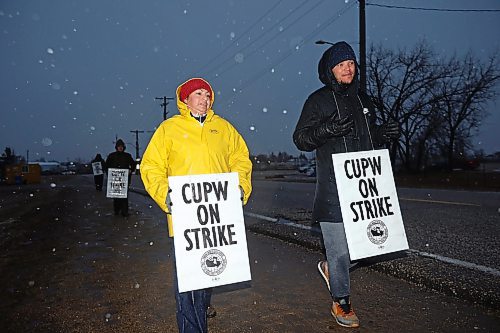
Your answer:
[331,299,360,328]
[317,260,330,291]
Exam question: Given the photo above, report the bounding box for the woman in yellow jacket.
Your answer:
[141,78,252,333]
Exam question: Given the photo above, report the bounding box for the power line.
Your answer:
[209,0,328,81]
[221,1,357,107]
[155,96,175,121]
[192,0,285,76]
[366,3,500,13]
[202,0,323,78]
[130,130,154,167]
[202,0,311,76]
[130,130,144,161]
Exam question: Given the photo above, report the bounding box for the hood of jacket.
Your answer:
[318,43,360,93]
[141,79,253,237]
[175,77,216,119]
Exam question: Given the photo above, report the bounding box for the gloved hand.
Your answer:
[381,120,400,141]
[324,115,354,137]
[166,188,173,213]
[239,186,244,203]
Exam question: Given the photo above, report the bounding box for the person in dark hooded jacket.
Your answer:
[293,41,399,328]
[91,153,106,191]
[106,139,136,217]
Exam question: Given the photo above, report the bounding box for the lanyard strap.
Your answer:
[331,91,375,153]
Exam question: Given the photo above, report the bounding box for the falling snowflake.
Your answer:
[41,137,52,146]
[234,53,244,63]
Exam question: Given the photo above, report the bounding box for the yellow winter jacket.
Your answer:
[140,78,253,236]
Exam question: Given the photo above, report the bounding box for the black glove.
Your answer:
[381,120,400,141]
[166,188,173,213]
[239,186,244,203]
[324,115,354,137]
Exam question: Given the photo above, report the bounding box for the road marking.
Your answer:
[244,212,500,277]
[399,197,481,207]
[407,249,500,277]
[244,212,278,222]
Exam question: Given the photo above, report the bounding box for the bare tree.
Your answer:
[434,53,499,169]
[367,41,499,172]
[367,41,453,171]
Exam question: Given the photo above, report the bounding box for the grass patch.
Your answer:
[395,170,500,191]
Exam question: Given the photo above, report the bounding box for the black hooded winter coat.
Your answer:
[106,141,136,177]
[293,46,384,223]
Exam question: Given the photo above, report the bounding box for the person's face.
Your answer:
[116,145,124,152]
[331,59,356,85]
[184,88,211,116]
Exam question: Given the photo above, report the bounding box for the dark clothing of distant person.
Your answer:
[91,153,106,191]
[106,139,136,217]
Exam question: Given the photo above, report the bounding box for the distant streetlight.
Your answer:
[155,96,174,121]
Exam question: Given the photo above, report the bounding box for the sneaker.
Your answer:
[317,260,330,291]
[207,305,217,318]
[331,299,359,328]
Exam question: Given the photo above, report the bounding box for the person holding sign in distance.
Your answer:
[141,78,252,333]
[106,139,136,217]
[293,41,399,328]
[91,153,106,191]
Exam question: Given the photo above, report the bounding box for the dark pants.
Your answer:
[113,198,128,216]
[94,175,104,191]
[172,243,211,333]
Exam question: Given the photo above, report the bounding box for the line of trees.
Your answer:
[251,151,296,164]
[367,40,499,172]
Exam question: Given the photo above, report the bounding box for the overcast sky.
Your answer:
[1,0,499,162]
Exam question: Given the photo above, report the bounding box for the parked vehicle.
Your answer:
[304,161,316,177]
[298,160,316,176]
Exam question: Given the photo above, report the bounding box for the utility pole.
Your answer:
[155,96,175,121]
[359,0,367,94]
[130,130,145,161]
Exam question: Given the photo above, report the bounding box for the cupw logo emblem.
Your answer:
[201,249,227,276]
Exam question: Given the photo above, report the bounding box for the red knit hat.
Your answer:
[179,78,212,101]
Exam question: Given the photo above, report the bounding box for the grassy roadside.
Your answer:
[253,168,500,192]
[394,170,500,192]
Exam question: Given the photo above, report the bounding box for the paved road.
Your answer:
[246,178,500,269]
[0,174,499,333]
[244,175,500,310]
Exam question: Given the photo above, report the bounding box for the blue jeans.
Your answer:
[172,243,211,333]
[319,222,354,299]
